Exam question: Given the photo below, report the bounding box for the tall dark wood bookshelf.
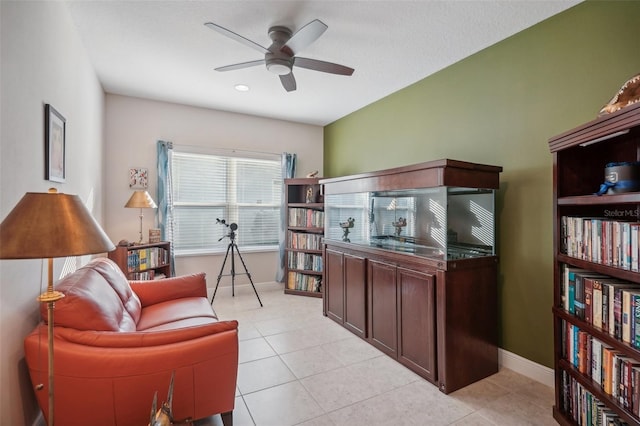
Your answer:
[284,178,324,297]
[549,102,640,425]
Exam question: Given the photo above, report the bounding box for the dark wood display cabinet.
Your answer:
[549,103,640,426]
[284,178,324,297]
[108,241,171,280]
[320,159,502,394]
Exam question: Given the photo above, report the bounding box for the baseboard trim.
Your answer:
[499,348,554,388]
[498,349,555,387]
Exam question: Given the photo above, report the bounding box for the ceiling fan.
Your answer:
[204,19,354,92]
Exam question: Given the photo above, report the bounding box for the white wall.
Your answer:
[0,1,106,424]
[104,94,324,290]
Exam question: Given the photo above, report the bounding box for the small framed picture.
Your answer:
[45,104,66,183]
[129,167,148,188]
[149,228,161,243]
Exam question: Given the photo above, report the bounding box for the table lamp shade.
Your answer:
[0,189,115,259]
[124,190,157,209]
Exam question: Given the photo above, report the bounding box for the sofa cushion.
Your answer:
[47,258,141,332]
[136,297,217,331]
[88,257,142,324]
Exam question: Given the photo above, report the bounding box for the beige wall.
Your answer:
[0,1,106,424]
[104,94,324,290]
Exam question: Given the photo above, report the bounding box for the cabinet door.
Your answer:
[397,267,436,382]
[344,254,366,338]
[325,248,344,323]
[368,260,397,357]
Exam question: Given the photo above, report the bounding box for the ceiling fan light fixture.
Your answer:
[266,59,291,76]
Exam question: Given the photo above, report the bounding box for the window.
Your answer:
[171,150,282,255]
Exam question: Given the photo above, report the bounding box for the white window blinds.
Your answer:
[171,150,282,255]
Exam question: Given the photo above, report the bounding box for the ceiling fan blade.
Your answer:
[281,19,327,55]
[294,57,354,76]
[204,22,270,54]
[215,59,265,72]
[279,73,297,92]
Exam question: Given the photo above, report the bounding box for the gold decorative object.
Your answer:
[599,73,640,116]
[125,190,157,244]
[149,372,174,426]
[0,188,115,426]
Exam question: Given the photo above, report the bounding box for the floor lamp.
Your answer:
[0,188,115,426]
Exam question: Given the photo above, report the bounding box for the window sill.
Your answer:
[175,245,279,257]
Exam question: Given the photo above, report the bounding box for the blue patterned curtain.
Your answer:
[157,140,176,275]
[276,152,296,282]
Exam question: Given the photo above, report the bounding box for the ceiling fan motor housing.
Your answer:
[266,26,293,75]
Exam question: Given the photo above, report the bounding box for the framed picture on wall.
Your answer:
[129,167,148,188]
[45,104,66,183]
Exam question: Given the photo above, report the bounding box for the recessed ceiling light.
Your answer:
[234,84,250,92]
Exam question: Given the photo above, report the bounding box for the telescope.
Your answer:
[211,218,262,307]
[216,218,238,231]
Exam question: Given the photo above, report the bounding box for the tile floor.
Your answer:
[196,282,556,426]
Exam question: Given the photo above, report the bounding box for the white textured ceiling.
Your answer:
[65,1,581,126]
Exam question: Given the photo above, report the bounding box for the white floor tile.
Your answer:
[243,381,324,426]
[237,355,296,394]
[206,284,554,426]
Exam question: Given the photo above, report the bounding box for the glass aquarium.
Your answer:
[324,187,496,260]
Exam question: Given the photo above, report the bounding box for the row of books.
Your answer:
[562,265,639,346]
[288,231,323,250]
[129,271,166,280]
[561,216,640,271]
[288,208,324,228]
[563,321,640,411]
[560,370,631,425]
[286,271,322,293]
[126,247,169,272]
[287,252,323,272]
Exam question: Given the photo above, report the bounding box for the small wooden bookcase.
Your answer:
[108,241,171,280]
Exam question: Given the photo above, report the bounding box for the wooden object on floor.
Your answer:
[549,103,640,425]
[284,178,324,297]
[320,159,502,394]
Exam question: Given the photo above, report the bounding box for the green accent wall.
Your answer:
[323,1,640,368]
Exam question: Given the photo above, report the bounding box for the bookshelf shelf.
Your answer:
[108,241,171,280]
[284,178,324,298]
[557,192,640,206]
[550,103,640,426]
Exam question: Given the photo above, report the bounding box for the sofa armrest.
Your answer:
[53,320,238,348]
[130,273,207,306]
[24,322,238,424]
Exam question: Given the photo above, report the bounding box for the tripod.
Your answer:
[210,225,263,307]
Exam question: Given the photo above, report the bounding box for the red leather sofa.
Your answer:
[23,257,238,426]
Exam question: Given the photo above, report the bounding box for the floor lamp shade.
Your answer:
[0,188,115,426]
[0,189,115,259]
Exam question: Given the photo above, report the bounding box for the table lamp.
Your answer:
[124,190,157,244]
[0,188,115,426]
